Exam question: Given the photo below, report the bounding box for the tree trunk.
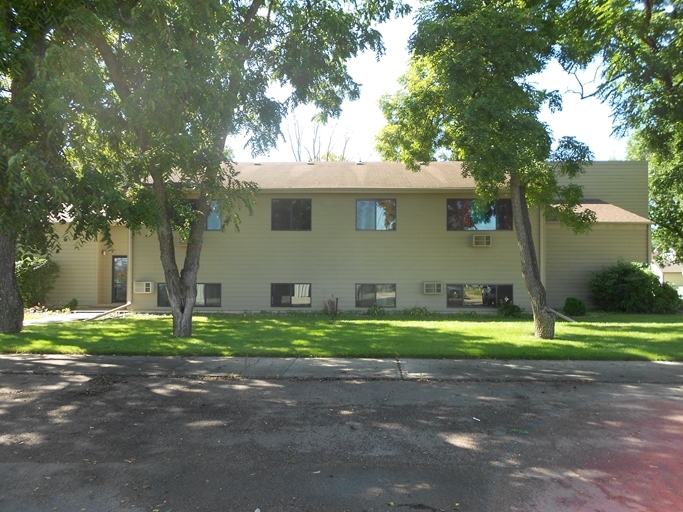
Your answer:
[510,177,555,339]
[150,169,208,337]
[0,231,24,334]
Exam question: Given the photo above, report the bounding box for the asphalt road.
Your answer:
[1,359,682,511]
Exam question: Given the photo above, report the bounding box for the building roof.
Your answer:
[232,161,474,191]
[574,200,651,224]
[658,263,683,274]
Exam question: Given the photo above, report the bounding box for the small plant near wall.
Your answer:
[323,298,338,316]
[563,297,587,317]
[497,300,524,318]
[402,306,430,317]
[366,303,387,316]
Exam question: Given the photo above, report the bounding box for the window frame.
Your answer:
[157,283,222,307]
[270,283,312,308]
[446,198,513,231]
[356,199,397,231]
[355,283,397,308]
[271,198,312,231]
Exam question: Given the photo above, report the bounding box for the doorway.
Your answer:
[112,256,128,303]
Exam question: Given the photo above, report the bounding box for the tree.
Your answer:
[0,1,114,333]
[286,112,351,162]
[559,0,683,262]
[376,0,594,339]
[63,0,408,337]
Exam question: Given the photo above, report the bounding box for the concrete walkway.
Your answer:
[1,353,682,384]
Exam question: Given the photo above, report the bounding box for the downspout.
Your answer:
[539,206,546,285]
[88,301,131,321]
[127,227,134,307]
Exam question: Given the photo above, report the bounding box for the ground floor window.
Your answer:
[447,284,513,308]
[157,283,221,307]
[271,283,312,307]
[356,284,396,308]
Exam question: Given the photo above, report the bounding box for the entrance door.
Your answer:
[112,256,128,303]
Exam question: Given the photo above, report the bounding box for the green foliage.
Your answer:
[563,297,587,317]
[56,0,409,337]
[64,298,78,311]
[366,304,388,316]
[589,261,683,314]
[15,257,59,307]
[560,2,683,261]
[401,306,431,317]
[375,0,593,338]
[377,0,593,219]
[497,301,524,318]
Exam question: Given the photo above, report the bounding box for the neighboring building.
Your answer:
[652,263,683,297]
[47,161,651,313]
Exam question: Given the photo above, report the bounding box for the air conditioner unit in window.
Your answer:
[133,281,153,294]
[472,234,492,247]
[423,282,443,295]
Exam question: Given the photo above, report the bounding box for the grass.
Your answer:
[2,312,683,360]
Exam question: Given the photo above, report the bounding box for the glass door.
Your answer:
[112,256,128,303]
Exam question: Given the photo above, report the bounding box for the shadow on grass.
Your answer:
[4,313,683,360]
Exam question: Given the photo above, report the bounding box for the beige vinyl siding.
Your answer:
[130,192,535,312]
[47,225,98,307]
[545,223,650,309]
[557,161,648,218]
[663,272,683,289]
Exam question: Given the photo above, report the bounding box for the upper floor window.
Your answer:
[272,199,312,231]
[206,200,222,231]
[356,199,396,230]
[447,198,512,231]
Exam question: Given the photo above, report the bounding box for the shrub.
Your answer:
[323,298,339,316]
[15,257,60,307]
[563,297,587,317]
[366,303,387,316]
[589,261,683,313]
[402,305,430,317]
[498,301,523,318]
[64,298,78,311]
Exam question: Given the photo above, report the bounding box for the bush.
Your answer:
[498,301,523,318]
[402,306,430,317]
[64,298,78,311]
[589,261,683,313]
[15,257,60,307]
[366,303,387,316]
[563,297,587,317]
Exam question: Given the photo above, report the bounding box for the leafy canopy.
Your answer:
[377,0,594,230]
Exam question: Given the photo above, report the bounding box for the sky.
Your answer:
[228,14,628,163]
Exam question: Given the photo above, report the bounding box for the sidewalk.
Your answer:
[1,354,682,383]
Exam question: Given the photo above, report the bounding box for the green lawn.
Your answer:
[2,313,682,360]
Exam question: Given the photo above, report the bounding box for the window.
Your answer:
[447,284,513,308]
[447,199,512,231]
[356,199,396,230]
[271,283,311,307]
[206,200,221,231]
[157,283,221,307]
[179,200,222,231]
[355,284,396,308]
[271,199,312,230]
